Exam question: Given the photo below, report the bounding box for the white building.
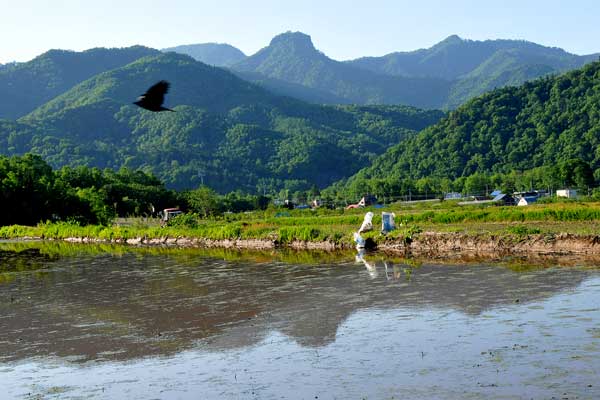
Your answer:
[517,196,538,206]
[556,189,577,198]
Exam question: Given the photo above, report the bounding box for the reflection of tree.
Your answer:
[0,246,596,362]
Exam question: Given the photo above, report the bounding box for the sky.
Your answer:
[2,0,600,64]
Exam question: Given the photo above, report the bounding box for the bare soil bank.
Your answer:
[56,231,600,258]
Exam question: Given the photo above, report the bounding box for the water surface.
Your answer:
[1,242,599,399]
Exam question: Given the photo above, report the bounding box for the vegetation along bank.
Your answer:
[4,199,600,258]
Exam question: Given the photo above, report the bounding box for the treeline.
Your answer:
[0,154,270,226]
[322,159,597,204]
[340,61,600,192]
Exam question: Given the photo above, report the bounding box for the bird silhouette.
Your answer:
[134,80,175,112]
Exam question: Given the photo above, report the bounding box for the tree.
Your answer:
[557,159,594,189]
[0,154,56,225]
[187,186,221,217]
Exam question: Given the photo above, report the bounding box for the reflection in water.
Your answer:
[356,248,378,278]
[1,242,600,399]
[356,249,412,280]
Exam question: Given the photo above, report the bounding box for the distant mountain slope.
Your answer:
[23,53,280,119]
[232,70,350,104]
[349,35,598,79]
[231,32,452,109]
[348,35,599,108]
[339,61,600,188]
[0,46,159,119]
[2,52,443,192]
[162,43,247,66]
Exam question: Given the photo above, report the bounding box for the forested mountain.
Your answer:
[348,35,596,79]
[228,32,597,109]
[336,61,600,192]
[232,70,349,104]
[3,33,595,125]
[1,52,443,192]
[0,46,159,119]
[162,43,247,66]
[349,35,599,108]
[231,32,452,109]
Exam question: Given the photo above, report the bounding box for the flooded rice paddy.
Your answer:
[1,241,599,399]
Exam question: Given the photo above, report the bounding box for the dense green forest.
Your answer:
[0,52,443,192]
[2,37,599,207]
[0,154,174,225]
[327,61,600,200]
[0,154,275,226]
[4,152,600,228]
[0,46,159,119]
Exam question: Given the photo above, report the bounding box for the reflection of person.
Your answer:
[355,249,378,278]
[383,261,403,280]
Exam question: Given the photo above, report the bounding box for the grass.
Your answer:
[2,201,600,247]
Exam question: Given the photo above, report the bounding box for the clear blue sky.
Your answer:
[2,0,599,63]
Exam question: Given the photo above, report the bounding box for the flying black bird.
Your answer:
[134,80,175,112]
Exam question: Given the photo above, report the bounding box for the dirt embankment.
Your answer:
[379,232,600,257]
[56,231,600,258]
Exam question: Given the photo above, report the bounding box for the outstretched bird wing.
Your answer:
[143,80,169,105]
[134,80,174,111]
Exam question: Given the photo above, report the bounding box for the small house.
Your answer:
[346,194,378,210]
[557,189,577,198]
[492,193,516,206]
[161,208,182,222]
[458,193,515,206]
[358,194,378,207]
[444,192,463,200]
[517,196,538,206]
[513,191,539,198]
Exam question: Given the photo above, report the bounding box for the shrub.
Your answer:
[168,213,199,229]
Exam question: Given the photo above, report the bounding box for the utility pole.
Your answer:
[198,168,205,186]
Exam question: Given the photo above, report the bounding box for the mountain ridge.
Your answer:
[0,46,160,119]
[161,43,246,66]
[227,32,599,109]
[2,52,444,192]
[231,31,452,109]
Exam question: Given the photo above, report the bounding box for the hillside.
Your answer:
[231,32,452,109]
[349,35,599,108]
[162,43,247,66]
[336,61,600,192]
[348,35,595,79]
[229,32,597,109]
[0,46,159,119]
[1,53,444,192]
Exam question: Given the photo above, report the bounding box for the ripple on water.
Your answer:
[1,245,600,399]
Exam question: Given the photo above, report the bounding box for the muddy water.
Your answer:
[1,243,599,399]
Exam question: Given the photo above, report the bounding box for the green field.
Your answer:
[2,199,600,246]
